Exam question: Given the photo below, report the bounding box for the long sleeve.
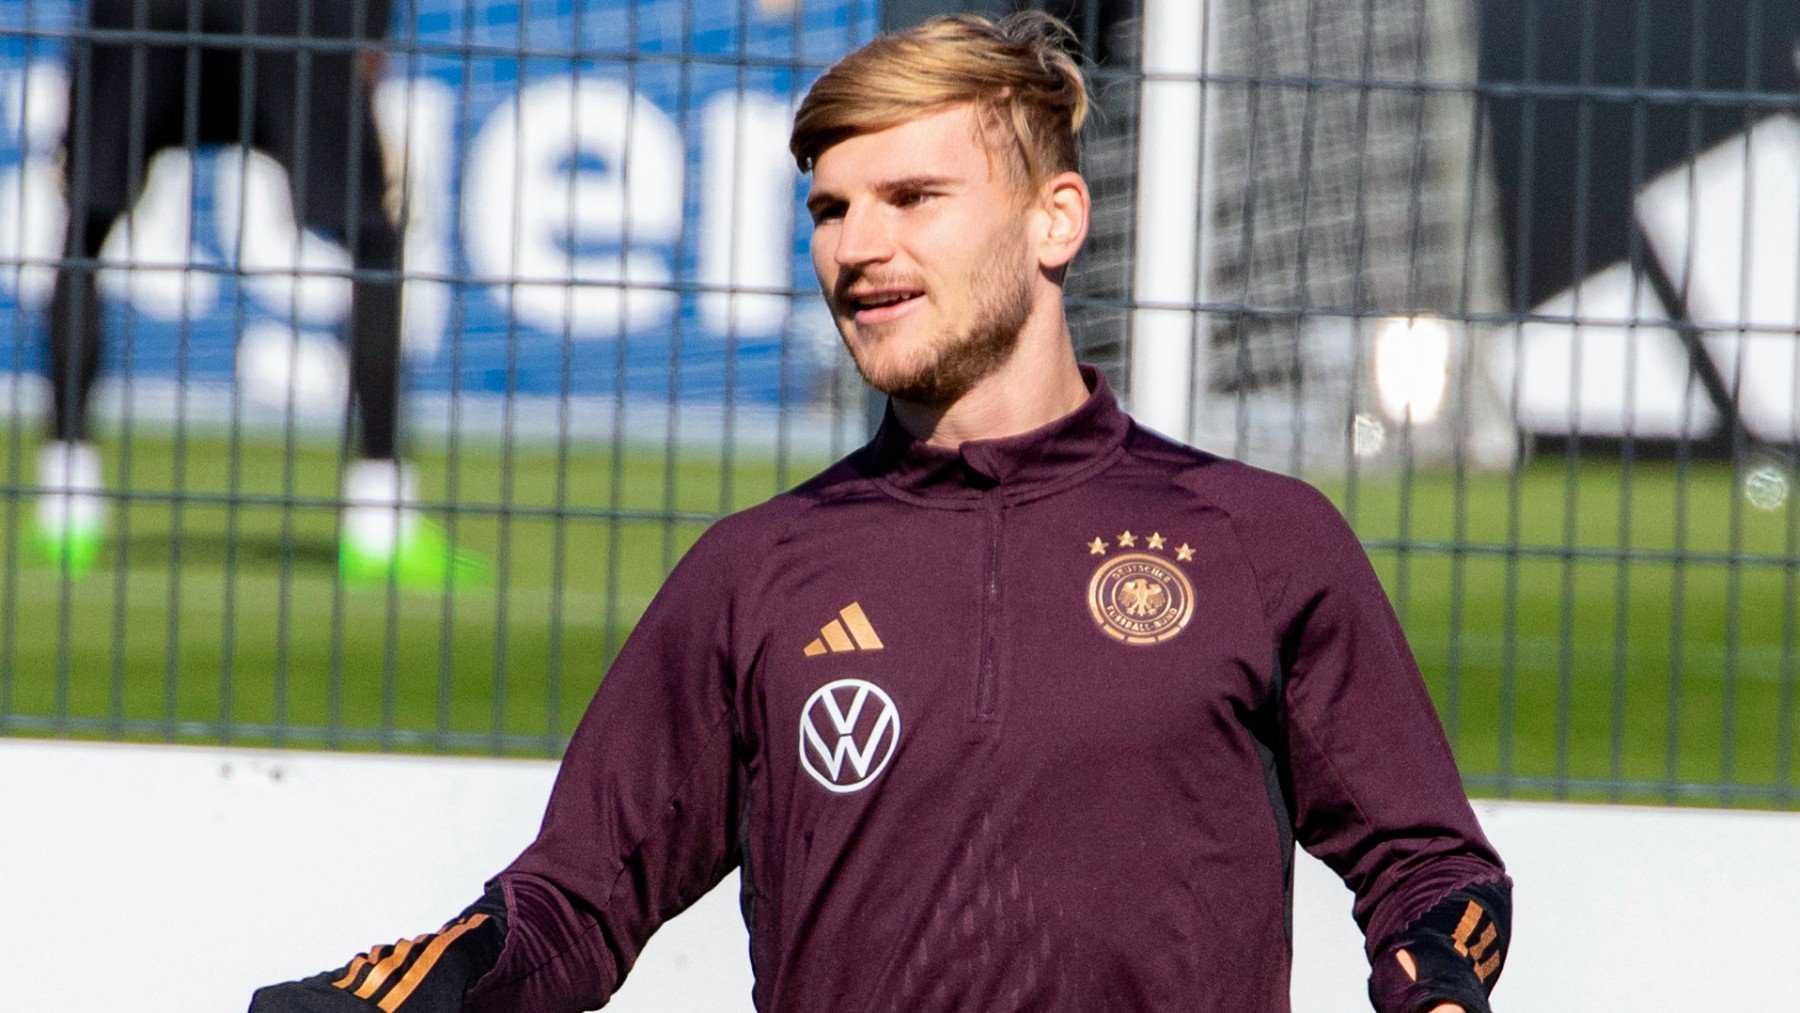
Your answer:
[463,523,757,1012]
[1241,482,1511,1010]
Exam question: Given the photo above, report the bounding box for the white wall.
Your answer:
[3,739,1796,1011]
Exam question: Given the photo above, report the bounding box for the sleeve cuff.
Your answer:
[1367,878,1511,1013]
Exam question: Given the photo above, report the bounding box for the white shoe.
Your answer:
[338,459,489,588]
[34,441,107,572]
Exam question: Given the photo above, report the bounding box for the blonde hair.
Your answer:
[789,12,1089,188]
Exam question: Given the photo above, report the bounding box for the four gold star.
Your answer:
[1084,532,1195,563]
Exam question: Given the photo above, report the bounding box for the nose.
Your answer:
[832,204,893,270]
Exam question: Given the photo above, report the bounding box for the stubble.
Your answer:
[846,243,1035,407]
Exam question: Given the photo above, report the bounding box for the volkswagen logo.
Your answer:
[798,678,901,794]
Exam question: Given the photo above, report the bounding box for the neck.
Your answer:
[889,317,1089,449]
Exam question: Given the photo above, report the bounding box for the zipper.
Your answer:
[973,494,1004,725]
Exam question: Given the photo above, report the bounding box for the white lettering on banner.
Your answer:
[0,157,65,309]
[1636,114,1800,443]
[0,63,68,308]
[0,63,806,351]
[698,91,796,335]
[213,148,354,326]
[98,149,220,320]
[463,75,682,337]
[1493,262,1718,439]
[0,61,67,149]
[235,322,349,417]
[374,76,455,361]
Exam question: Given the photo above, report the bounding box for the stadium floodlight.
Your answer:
[1375,315,1451,425]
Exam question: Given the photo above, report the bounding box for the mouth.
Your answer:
[843,288,925,326]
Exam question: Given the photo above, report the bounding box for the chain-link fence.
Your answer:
[0,0,1795,810]
[0,0,876,755]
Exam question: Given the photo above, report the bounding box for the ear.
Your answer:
[1034,171,1091,272]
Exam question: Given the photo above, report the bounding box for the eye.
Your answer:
[896,190,936,208]
[808,203,845,226]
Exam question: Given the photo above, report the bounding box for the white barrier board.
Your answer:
[2,738,1796,1010]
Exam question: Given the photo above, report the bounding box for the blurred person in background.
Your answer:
[251,13,1507,1012]
[36,0,481,586]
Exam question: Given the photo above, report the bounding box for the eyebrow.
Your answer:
[805,175,962,218]
[874,174,959,197]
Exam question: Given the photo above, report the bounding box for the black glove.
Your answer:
[1367,878,1511,1013]
[250,889,506,1013]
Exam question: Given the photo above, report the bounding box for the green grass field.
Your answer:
[0,426,802,755]
[1326,459,1797,807]
[0,426,1794,808]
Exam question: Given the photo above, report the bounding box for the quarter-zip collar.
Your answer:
[861,365,1130,506]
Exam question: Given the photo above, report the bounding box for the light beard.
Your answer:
[848,248,1035,408]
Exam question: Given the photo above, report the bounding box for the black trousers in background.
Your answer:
[51,0,402,460]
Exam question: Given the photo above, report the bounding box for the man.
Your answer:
[253,13,1509,1011]
[38,0,480,585]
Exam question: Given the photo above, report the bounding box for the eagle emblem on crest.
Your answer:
[1118,578,1167,617]
[1084,531,1195,646]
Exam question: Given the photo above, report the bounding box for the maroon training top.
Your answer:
[464,369,1505,1012]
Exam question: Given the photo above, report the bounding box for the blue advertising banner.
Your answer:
[0,0,875,419]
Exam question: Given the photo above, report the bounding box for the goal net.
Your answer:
[1069,0,1516,472]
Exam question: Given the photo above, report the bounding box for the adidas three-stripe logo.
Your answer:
[330,912,490,1011]
[804,602,884,657]
[1451,900,1503,982]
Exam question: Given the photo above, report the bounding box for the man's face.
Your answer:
[805,104,1038,406]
